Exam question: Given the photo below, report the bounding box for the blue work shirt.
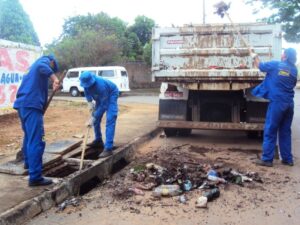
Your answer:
[252,60,298,103]
[84,75,119,118]
[14,56,55,111]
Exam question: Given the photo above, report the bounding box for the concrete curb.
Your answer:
[0,127,161,225]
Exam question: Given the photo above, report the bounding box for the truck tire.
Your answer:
[164,128,177,137]
[178,129,192,137]
[70,87,79,97]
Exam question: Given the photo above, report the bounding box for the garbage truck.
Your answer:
[151,23,282,137]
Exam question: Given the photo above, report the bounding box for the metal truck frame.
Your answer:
[152,23,282,137]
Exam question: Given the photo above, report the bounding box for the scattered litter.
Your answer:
[128,187,145,196]
[182,180,192,192]
[134,182,156,190]
[72,134,84,139]
[152,184,182,197]
[207,169,227,184]
[203,188,220,201]
[213,163,224,169]
[57,197,81,212]
[178,195,187,204]
[145,163,166,173]
[159,132,166,138]
[196,196,208,208]
[125,155,263,207]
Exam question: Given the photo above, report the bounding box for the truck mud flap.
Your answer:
[159,99,188,121]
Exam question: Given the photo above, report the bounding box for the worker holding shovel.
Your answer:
[13,55,60,186]
[79,71,119,158]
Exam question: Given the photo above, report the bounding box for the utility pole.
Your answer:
[203,0,206,24]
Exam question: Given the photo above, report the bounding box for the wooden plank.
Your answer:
[0,153,61,175]
[45,139,82,155]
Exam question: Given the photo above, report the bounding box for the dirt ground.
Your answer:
[27,132,300,225]
[0,101,128,160]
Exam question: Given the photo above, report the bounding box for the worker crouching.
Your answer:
[80,71,119,158]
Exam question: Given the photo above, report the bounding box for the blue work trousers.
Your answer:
[93,93,118,150]
[262,101,294,163]
[18,107,45,182]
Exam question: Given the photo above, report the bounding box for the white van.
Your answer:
[62,66,130,97]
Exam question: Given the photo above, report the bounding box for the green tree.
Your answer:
[48,13,156,67]
[143,42,152,65]
[46,30,122,70]
[62,12,127,39]
[129,16,155,46]
[122,31,143,61]
[0,0,39,45]
[246,0,300,43]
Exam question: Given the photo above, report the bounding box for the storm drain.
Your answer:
[44,163,78,178]
[111,158,129,174]
[79,176,102,195]
[79,158,129,195]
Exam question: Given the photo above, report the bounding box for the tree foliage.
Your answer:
[47,13,155,69]
[128,15,155,46]
[122,31,143,61]
[143,42,152,65]
[0,0,39,45]
[46,30,122,70]
[246,0,300,43]
[62,12,127,39]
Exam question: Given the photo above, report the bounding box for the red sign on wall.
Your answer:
[0,40,41,109]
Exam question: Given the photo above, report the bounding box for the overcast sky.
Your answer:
[18,0,262,45]
[18,0,299,52]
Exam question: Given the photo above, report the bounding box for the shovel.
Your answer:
[79,118,93,170]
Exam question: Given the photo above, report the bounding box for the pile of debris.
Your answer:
[124,161,263,208]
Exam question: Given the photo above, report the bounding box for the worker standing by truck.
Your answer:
[13,55,60,186]
[252,48,298,167]
[79,71,119,158]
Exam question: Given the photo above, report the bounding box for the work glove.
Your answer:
[52,79,60,91]
[88,101,95,113]
[86,116,95,127]
[250,52,258,59]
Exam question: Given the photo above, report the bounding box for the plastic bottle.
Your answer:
[203,188,220,201]
[182,180,192,191]
[152,184,182,197]
[207,169,226,183]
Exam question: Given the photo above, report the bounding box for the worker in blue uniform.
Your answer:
[251,48,298,167]
[80,71,119,158]
[14,55,60,186]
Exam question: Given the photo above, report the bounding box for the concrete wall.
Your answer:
[119,62,160,89]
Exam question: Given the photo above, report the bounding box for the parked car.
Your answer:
[62,66,130,97]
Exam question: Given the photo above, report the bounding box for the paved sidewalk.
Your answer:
[0,102,158,222]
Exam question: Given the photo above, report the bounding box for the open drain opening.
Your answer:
[111,158,128,174]
[73,148,99,160]
[79,176,101,195]
[79,159,128,196]
[73,147,119,160]
[44,163,78,178]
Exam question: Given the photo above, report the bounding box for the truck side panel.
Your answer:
[152,23,281,91]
